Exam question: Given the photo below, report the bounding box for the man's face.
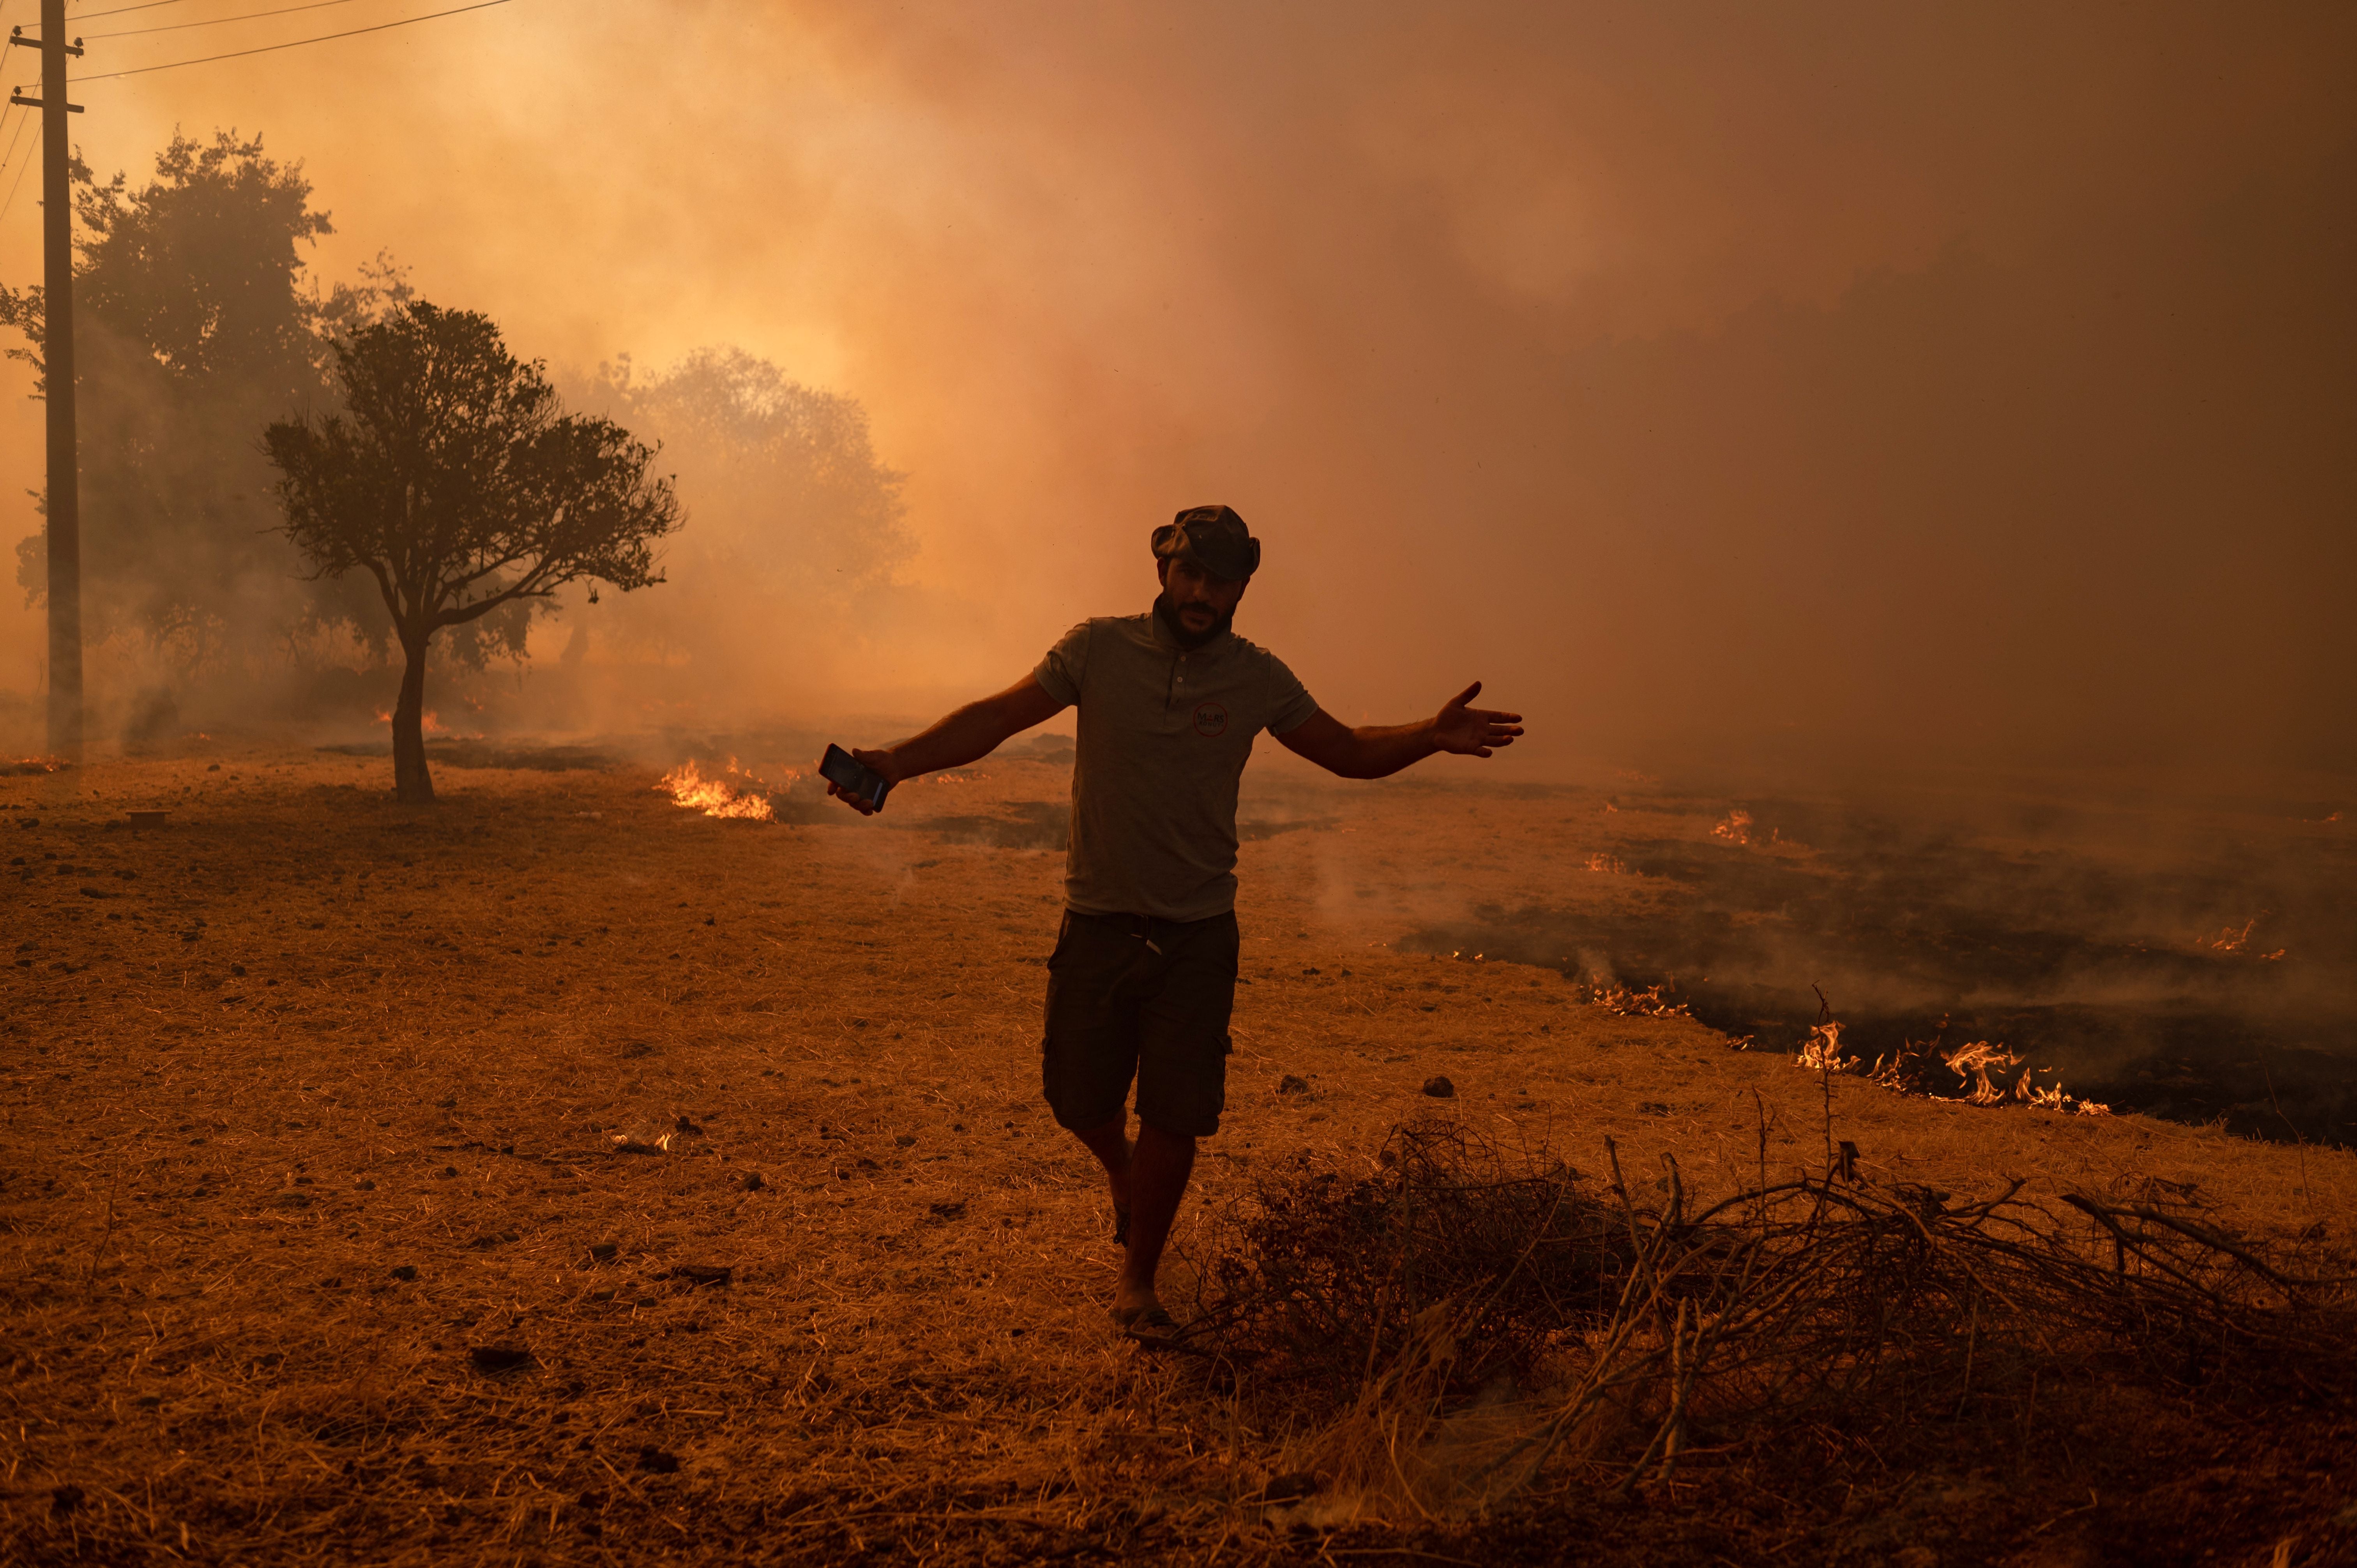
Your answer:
[1158,555,1247,637]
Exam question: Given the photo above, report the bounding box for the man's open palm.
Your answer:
[1433,682,1524,757]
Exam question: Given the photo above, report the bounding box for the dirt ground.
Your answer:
[3,741,2352,1565]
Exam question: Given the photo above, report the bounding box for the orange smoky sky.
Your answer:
[0,1,2349,781]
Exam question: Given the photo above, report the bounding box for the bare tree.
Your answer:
[263,302,680,801]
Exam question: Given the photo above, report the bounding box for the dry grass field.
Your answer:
[3,740,2352,1566]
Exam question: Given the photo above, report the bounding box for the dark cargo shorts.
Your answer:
[1042,908,1239,1139]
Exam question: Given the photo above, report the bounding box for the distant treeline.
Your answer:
[0,131,905,740]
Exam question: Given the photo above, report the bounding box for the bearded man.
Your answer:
[829,505,1523,1331]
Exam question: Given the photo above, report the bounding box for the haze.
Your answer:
[0,0,2348,789]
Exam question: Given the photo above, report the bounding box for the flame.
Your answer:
[1934,1041,2112,1115]
[372,707,450,735]
[2203,917,2287,961]
[2022,1080,2113,1117]
[1942,1039,2021,1104]
[1587,982,1691,1019]
[1585,853,1629,874]
[1711,809,1753,846]
[2208,918,2257,954]
[657,759,776,821]
[1783,1015,2111,1116]
[1797,1019,1855,1072]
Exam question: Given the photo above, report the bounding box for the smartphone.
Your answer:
[820,743,893,810]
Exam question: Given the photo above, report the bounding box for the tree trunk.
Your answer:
[391,631,435,803]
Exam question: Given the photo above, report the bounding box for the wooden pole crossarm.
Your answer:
[7,29,84,57]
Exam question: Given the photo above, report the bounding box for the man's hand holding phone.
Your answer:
[821,743,898,815]
[822,677,1067,818]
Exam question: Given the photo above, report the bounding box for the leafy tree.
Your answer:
[263,302,680,801]
[599,346,908,595]
[569,349,906,681]
[0,131,518,729]
[3,135,347,662]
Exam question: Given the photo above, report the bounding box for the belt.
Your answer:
[1067,906,1227,955]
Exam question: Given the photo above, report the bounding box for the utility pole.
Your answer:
[9,1,81,758]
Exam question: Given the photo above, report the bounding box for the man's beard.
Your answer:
[1154,592,1233,650]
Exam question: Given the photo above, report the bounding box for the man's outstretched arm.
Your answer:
[1275,681,1523,781]
[828,675,1069,814]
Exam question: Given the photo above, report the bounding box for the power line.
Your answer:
[86,0,373,41]
[0,118,33,231]
[0,97,31,187]
[62,1,199,21]
[69,0,512,81]
[0,98,27,177]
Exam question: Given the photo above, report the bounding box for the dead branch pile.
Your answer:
[1189,1118,2356,1510]
[1191,1121,1634,1399]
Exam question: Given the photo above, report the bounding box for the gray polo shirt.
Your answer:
[1033,613,1321,922]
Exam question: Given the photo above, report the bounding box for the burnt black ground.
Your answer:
[265,734,2357,1144]
[1403,784,2357,1147]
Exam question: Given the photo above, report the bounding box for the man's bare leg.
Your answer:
[1074,1118,1197,1321]
[1074,1118,1134,1222]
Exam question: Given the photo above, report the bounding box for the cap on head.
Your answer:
[1151,504,1261,582]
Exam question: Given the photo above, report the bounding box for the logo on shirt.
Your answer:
[1192,701,1229,738]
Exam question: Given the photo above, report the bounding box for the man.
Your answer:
[828,505,1523,1331]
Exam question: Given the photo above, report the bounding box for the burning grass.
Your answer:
[1784,1012,2116,1117]
[1585,981,1694,1021]
[656,758,780,819]
[1641,982,2117,1120]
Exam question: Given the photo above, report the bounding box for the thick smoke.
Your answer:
[0,5,2339,1140]
[536,346,929,736]
[0,2,2345,783]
